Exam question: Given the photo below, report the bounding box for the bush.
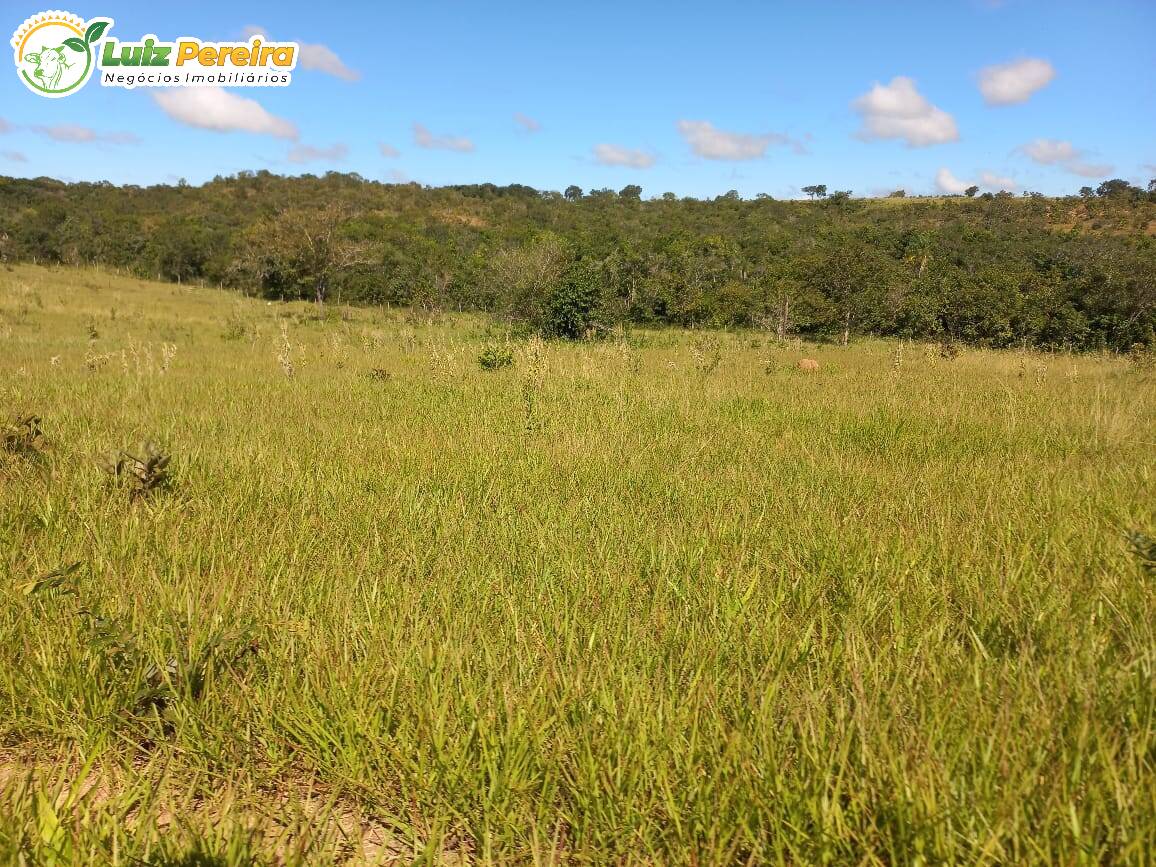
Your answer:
[3,413,47,456]
[542,261,605,339]
[96,441,172,500]
[478,341,514,370]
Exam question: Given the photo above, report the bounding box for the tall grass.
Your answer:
[1,264,1153,864]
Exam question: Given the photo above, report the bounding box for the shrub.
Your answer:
[96,441,172,500]
[2,413,47,456]
[1126,530,1155,576]
[542,261,605,339]
[691,332,723,374]
[1127,343,1154,371]
[478,341,514,370]
[221,313,250,341]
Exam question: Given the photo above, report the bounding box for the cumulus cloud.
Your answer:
[287,142,348,164]
[676,120,805,160]
[592,144,656,168]
[30,124,138,144]
[1019,138,1076,165]
[852,76,959,147]
[413,123,474,152]
[514,112,541,132]
[937,167,1020,193]
[935,167,971,194]
[979,170,1017,189]
[243,26,359,81]
[1065,160,1114,179]
[1,150,26,162]
[153,88,298,139]
[978,58,1055,105]
[378,142,400,157]
[1018,138,1113,178]
[298,44,360,81]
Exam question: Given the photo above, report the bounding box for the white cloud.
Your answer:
[1019,138,1077,165]
[243,26,359,81]
[1,149,26,162]
[1065,160,1114,179]
[676,119,804,160]
[413,123,474,152]
[287,142,348,164]
[935,167,971,194]
[1018,138,1113,178]
[514,112,541,132]
[34,124,96,142]
[378,143,400,158]
[152,88,298,139]
[937,167,1020,193]
[978,58,1055,105]
[852,76,959,147]
[30,124,138,144]
[299,43,359,81]
[979,170,1016,189]
[592,143,656,168]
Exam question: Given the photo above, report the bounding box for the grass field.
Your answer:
[1,264,1154,865]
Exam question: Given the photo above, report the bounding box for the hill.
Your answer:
[1,173,1154,350]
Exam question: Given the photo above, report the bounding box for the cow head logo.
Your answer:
[12,11,112,98]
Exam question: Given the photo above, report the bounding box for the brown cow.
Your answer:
[797,358,820,371]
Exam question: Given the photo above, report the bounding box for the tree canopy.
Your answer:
[1,171,1153,350]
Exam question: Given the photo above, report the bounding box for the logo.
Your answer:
[12,10,109,97]
[12,11,298,98]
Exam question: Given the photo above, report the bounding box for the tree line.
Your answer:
[1,171,1153,350]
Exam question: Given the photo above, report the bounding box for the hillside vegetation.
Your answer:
[2,174,1154,351]
[1,265,1154,864]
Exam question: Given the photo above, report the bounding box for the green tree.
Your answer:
[487,232,572,330]
[805,237,893,344]
[234,203,375,311]
[1096,179,1138,198]
[543,259,608,337]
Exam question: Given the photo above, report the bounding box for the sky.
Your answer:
[2,0,1154,198]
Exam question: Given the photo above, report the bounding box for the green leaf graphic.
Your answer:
[85,20,109,43]
[63,37,86,53]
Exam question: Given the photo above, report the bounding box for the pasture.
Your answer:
[1,264,1153,864]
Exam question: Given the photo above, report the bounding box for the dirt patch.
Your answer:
[436,210,488,229]
[0,746,469,865]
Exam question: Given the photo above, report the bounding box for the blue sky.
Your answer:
[2,0,1153,198]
